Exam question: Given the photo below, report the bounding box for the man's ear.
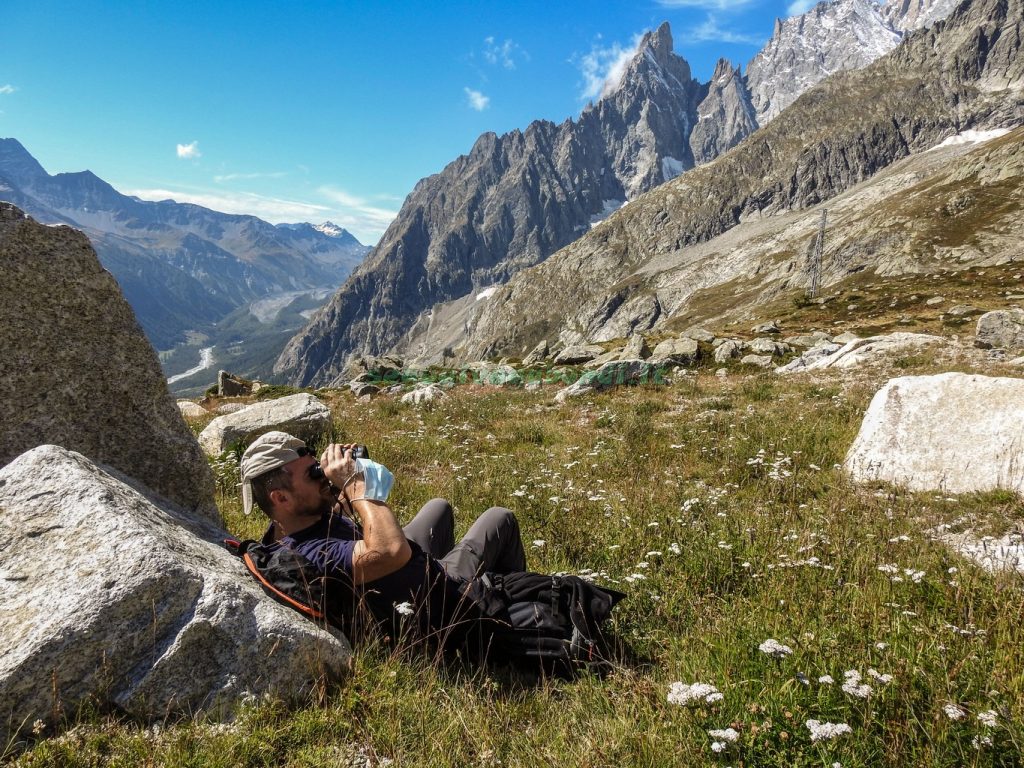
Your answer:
[268,487,290,508]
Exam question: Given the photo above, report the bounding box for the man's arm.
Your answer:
[320,444,412,585]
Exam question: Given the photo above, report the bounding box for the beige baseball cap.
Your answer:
[239,431,307,515]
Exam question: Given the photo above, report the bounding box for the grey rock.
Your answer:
[926,296,945,306]
[752,321,781,334]
[474,364,523,387]
[525,380,542,392]
[779,332,943,372]
[401,384,446,405]
[845,373,1024,494]
[522,340,550,365]
[218,370,253,397]
[621,334,651,360]
[946,304,980,317]
[177,401,208,419]
[344,355,405,384]
[0,445,349,746]
[740,354,774,368]
[785,332,832,347]
[680,326,716,343]
[198,394,331,454]
[775,343,844,372]
[349,382,380,398]
[975,309,1024,350]
[0,204,217,522]
[832,332,860,344]
[746,338,791,356]
[648,337,699,366]
[714,340,744,363]
[715,368,729,377]
[554,360,659,402]
[554,345,605,365]
[586,349,625,368]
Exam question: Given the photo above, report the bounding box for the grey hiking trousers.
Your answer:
[402,498,527,582]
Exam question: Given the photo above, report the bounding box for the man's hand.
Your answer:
[320,444,365,500]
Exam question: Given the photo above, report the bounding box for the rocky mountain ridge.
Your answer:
[459,0,1024,358]
[276,0,962,386]
[0,139,369,349]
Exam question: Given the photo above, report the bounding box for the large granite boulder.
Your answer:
[648,337,699,366]
[522,340,550,366]
[0,204,217,522]
[0,445,350,747]
[774,343,843,373]
[553,344,604,365]
[198,393,331,455]
[975,309,1024,350]
[401,383,446,405]
[845,373,1024,495]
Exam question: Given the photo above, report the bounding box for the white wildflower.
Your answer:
[669,543,682,555]
[806,719,853,742]
[943,703,967,721]
[708,727,739,742]
[842,670,872,699]
[711,741,728,753]
[977,710,998,728]
[759,639,793,658]
[877,563,899,574]
[868,669,893,684]
[394,601,414,617]
[875,642,889,650]
[973,734,994,749]
[667,682,724,705]
[532,539,546,548]
[818,675,835,684]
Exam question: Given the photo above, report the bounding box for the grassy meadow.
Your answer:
[11,351,1024,767]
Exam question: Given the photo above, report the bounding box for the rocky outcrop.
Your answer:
[778,333,944,372]
[463,0,1024,359]
[0,204,217,521]
[689,59,758,165]
[845,373,1024,494]
[197,393,331,455]
[0,445,350,747]
[554,360,661,402]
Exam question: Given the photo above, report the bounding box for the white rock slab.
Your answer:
[779,333,943,372]
[177,400,208,419]
[845,373,1024,495]
[198,394,331,455]
[0,445,350,746]
[401,384,446,405]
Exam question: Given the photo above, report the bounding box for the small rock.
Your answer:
[350,382,380,398]
[832,332,860,344]
[401,384,446,405]
[648,337,699,366]
[525,380,541,392]
[475,364,523,387]
[715,368,728,378]
[620,334,651,360]
[522,340,550,366]
[553,344,604,365]
[713,340,744,363]
[946,304,980,317]
[746,338,790,356]
[218,370,253,397]
[740,354,774,368]
[680,327,715,343]
[785,333,831,348]
[926,296,945,306]
[752,321,781,334]
[177,401,207,419]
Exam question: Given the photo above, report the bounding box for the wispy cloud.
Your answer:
[577,34,643,102]
[213,171,288,183]
[0,85,16,95]
[318,185,399,229]
[464,87,490,111]
[483,37,527,69]
[787,0,817,15]
[678,15,764,45]
[176,141,201,160]
[655,0,756,10]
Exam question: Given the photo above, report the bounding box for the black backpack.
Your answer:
[465,571,626,676]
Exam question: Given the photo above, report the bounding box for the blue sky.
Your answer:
[2,0,809,244]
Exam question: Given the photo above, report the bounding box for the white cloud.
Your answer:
[577,35,643,102]
[483,37,526,69]
[213,171,287,183]
[679,15,763,45]
[656,0,755,9]
[176,141,201,160]
[317,185,399,230]
[787,0,818,14]
[464,87,490,111]
[0,85,16,95]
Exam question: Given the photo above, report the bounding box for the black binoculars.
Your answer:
[307,444,369,481]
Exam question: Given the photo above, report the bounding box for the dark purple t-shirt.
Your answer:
[261,511,472,634]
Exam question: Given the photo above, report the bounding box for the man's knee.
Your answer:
[481,506,519,532]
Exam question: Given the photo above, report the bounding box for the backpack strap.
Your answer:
[223,537,328,622]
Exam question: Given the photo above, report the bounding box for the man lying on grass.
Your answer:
[239,431,529,648]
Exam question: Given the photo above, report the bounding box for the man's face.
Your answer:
[281,455,334,516]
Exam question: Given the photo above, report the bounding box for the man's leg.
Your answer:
[402,498,455,559]
[439,506,527,581]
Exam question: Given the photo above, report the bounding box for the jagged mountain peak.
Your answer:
[637,21,674,60]
[314,221,347,238]
[0,138,50,186]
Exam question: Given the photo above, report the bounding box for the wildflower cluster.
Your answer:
[667,682,724,705]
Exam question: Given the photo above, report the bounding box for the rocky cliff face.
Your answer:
[689,59,758,165]
[0,202,218,520]
[0,140,369,349]
[461,0,1024,358]
[275,23,707,385]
